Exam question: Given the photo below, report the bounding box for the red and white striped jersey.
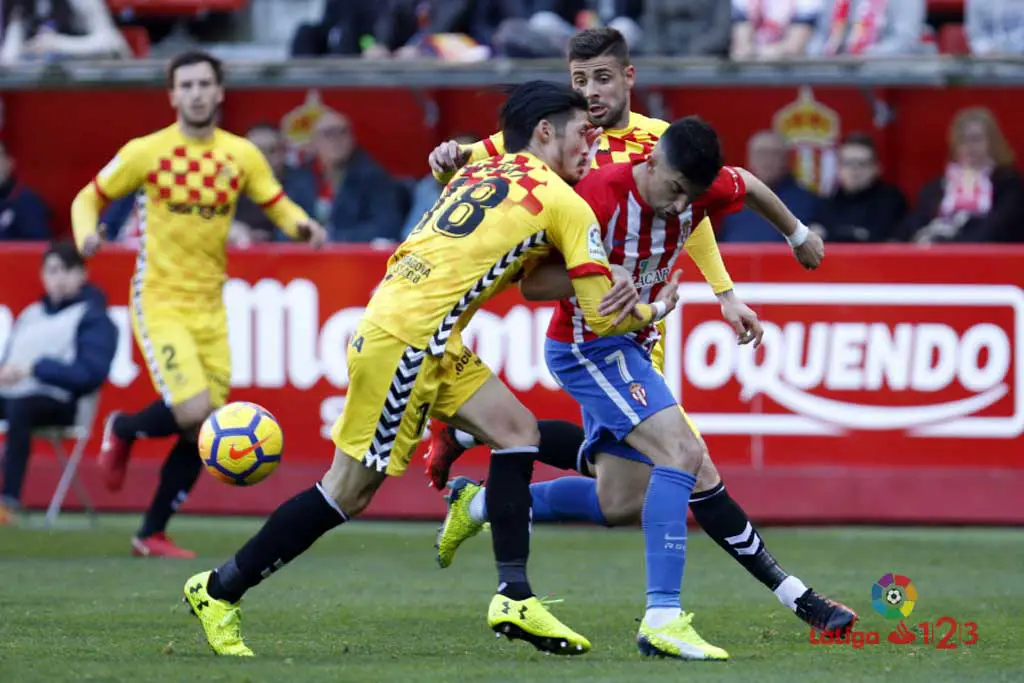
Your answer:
[547,162,747,350]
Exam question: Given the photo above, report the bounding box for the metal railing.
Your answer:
[4,55,1024,90]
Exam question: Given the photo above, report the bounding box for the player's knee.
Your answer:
[694,449,721,492]
[597,493,642,526]
[596,479,644,527]
[321,449,385,518]
[488,412,540,451]
[172,393,214,431]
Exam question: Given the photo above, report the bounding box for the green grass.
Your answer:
[0,516,1020,683]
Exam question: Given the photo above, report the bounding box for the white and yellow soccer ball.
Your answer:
[198,401,283,486]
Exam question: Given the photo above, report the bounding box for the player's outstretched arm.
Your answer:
[520,262,638,320]
[736,167,824,269]
[70,183,106,258]
[570,272,668,337]
[428,133,503,185]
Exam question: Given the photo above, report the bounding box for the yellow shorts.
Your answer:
[331,320,493,477]
[130,295,231,408]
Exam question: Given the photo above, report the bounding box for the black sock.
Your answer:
[208,483,346,604]
[689,482,789,590]
[137,436,201,538]
[486,446,536,601]
[534,420,587,474]
[114,400,180,440]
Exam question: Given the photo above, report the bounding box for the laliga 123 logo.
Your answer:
[671,283,1024,438]
[809,573,979,649]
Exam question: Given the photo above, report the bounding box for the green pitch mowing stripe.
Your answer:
[1,517,1020,683]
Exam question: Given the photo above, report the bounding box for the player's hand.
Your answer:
[428,140,472,176]
[719,295,764,348]
[599,264,639,325]
[793,231,824,270]
[652,270,683,317]
[79,231,104,259]
[0,365,27,386]
[297,220,327,249]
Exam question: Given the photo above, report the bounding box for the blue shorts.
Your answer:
[545,336,678,466]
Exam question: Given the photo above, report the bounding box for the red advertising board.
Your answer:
[3,244,1023,523]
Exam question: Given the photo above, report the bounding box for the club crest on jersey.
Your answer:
[586,224,606,260]
[629,382,647,407]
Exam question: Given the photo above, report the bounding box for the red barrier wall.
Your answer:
[2,244,1022,524]
[4,84,1024,234]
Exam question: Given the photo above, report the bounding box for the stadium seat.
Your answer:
[119,26,151,57]
[0,392,100,527]
[939,24,969,55]
[107,0,247,18]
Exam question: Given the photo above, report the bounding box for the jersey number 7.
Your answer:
[410,176,510,239]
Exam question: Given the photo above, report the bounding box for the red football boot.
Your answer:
[98,411,134,492]
[424,423,468,491]
[131,532,197,559]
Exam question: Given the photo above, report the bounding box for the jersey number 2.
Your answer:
[412,176,510,239]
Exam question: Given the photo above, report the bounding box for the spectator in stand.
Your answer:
[495,1,643,58]
[0,242,117,524]
[730,0,822,60]
[0,139,50,241]
[810,0,933,56]
[0,0,131,64]
[291,0,381,57]
[309,110,403,243]
[362,0,528,61]
[232,123,318,244]
[902,107,1024,243]
[809,133,906,242]
[641,0,733,57]
[720,130,819,242]
[966,0,1024,55]
[401,133,479,239]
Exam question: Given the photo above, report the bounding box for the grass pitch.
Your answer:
[0,516,1020,683]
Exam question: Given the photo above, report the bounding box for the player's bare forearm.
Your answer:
[737,168,799,237]
[519,262,574,301]
[572,274,655,336]
[70,183,104,252]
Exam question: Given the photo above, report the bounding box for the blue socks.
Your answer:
[530,477,607,525]
[643,466,697,611]
[474,477,607,526]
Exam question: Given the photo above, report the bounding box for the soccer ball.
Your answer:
[198,401,283,486]
[886,588,903,606]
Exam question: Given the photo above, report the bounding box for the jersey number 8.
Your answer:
[412,176,510,239]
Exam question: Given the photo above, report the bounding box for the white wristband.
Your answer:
[786,221,810,248]
[651,301,668,322]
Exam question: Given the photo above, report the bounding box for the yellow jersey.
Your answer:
[366,152,657,355]
[73,124,309,307]
[464,111,668,175]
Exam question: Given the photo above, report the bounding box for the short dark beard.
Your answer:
[592,100,629,130]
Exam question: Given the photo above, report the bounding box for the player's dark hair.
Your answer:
[500,81,588,154]
[43,241,85,271]
[841,132,877,156]
[567,28,630,65]
[167,50,224,89]
[660,116,724,190]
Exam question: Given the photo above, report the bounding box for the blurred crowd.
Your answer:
[1,0,1024,62]
[2,104,1022,246]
